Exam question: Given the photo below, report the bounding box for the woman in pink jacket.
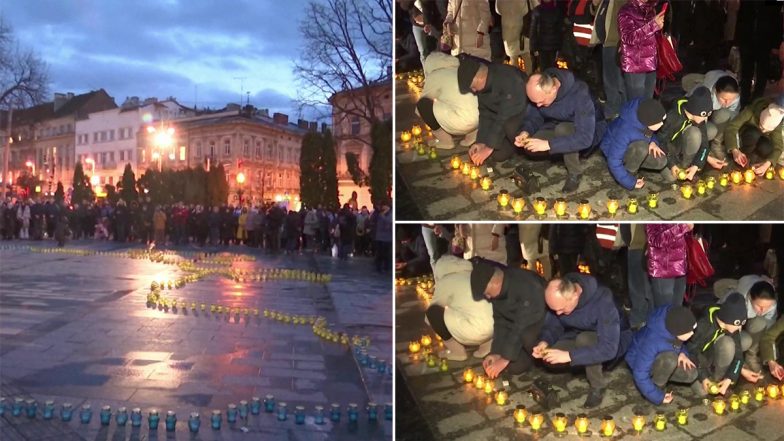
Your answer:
[646,223,694,307]
[617,0,666,101]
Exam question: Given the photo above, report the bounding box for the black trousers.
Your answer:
[426,305,452,340]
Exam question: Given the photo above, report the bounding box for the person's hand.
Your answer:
[648,142,665,158]
[768,360,784,381]
[671,165,681,179]
[476,33,484,48]
[532,341,549,359]
[396,262,407,270]
[469,143,493,165]
[706,155,728,170]
[514,131,530,147]
[732,149,749,167]
[654,10,665,29]
[543,348,571,364]
[718,378,733,395]
[662,392,674,404]
[752,161,772,176]
[684,165,699,181]
[490,235,499,251]
[741,367,762,384]
[678,353,696,370]
[424,24,432,34]
[414,13,424,26]
[524,138,550,153]
[483,354,510,379]
[635,178,646,189]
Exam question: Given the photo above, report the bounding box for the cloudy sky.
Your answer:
[2,0,325,120]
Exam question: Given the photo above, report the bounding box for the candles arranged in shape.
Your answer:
[696,179,707,196]
[574,414,589,435]
[744,169,755,184]
[409,341,421,354]
[475,375,486,390]
[461,162,471,176]
[756,386,766,401]
[513,405,527,425]
[654,413,666,431]
[512,198,525,214]
[600,416,615,437]
[647,192,658,209]
[480,177,492,191]
[709,382,720,395]
[731,170,743,184]
[706,176,716,189]
[497,190,510,208]
[400,131,412,143]
[681,183,693,199]
[553,413,568,434]
[765,168,775,179]
[577,200,591,220]
[713,398,726,415]
[767,383,780,399]
[677,407,688,425]
[729,394,741,411]
[495,390,508,406]
[483,381,494,395]
[451,155,462,170]
[429,147,438,160]
[411,124,422,137]
[534,197,547,218]
[606,198,619,216]
[632,414,646,433]
[740,390,751,404]
[463,368,475,383]
[529,413,544,431]
[720,173,730,186]
[779,167,784,180]
[626,198,639,214]
[470,166,480,180]
[554,198,567,217]
[421,335,432,347]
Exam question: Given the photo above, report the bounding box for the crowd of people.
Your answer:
[0,193,394,272]
[398,0,784,193]
[398,224,784,409]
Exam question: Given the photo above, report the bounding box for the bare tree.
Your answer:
[294,0,391,130]
[0,19,49,109]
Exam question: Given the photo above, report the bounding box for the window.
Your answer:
[223,138,231,156]
[279,149,284,163]
[255,142,262,159]
[120,151,125,161]
[128,128,134,139]
[127,150,133,162]
[209,141,216,157]
[109,151,114,162]
[196,142,202,158]
[100,131,107,142]
[179,146,186,161]
[243,139,250,157]
[109,130,115,141]
[351,116,360,135]
[101,152,107,164]
[94,132,99,143]
[266,146,273,161]
[287,147,293,164]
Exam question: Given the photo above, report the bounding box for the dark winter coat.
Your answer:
[490,268,547,361]
[548,225,588,255]
[471,58,529,148]
[645,224,689,279]
[518,68,606,154]
[600,98,660,189]
[658,97,710,170]
[530,3,564,53]
[539,274,632,366]
[625,305,690,404]
[735,1,783,50]
[686,305,744,383]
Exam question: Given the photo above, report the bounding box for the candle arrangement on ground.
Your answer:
[677,407,688,425]
[513,405,527,425]
[632,414,646,433]
[554,198,568,218]
[600,415,615,437]
[744,169,755,184]
[574,413,590,436]
[654,413,666,431]
[552,412,568,435]
[497,190,510,209]
[647,192,658,209]
[512,198,525,215]
[534,197,547,219]
[606,198,619,216]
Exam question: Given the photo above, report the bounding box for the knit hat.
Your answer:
[637,99,667,127]
[665,306,697,337]
[717,292,748,326]
[457,56,482,95]
[684,86,713,117]
[470,259,496,301]
[760,104,784,133]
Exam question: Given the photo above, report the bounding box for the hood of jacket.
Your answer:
[549,68,576,105]
[424,52,460,77]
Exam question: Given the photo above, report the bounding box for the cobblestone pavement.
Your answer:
[0,240,392,440]
[395,282,784,441]
[395,80,784,221]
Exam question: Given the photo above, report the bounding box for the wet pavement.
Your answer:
[0,241,392,440]
[395,78,784,221]
[395,280,784,441]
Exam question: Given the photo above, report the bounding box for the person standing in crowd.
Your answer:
[625,305,699,405]
[374,199,393,273]
[626,224,652,329]
[723,96,784,178]
[236,207,248,245]
[355,206,370,257]
[735,1,783,106]
[646,223,692,307]
[549,224,588,276]
[16,200,30,240]
[592,0,626,119]
[495,0,534,72]
[534,274,632,408]
[304,206,320,253]
[443,0,492,61]
[458,223,507,265]
[519,224,551,279]
[529,0,563,72]
[617,0,665,100]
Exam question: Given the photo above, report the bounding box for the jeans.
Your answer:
[650,276,687,307]
[623,71,656,101]
[602,46,625,118]
[651,352,698,388]
[671,123,718,168]
[551,332,608,389]
[744,316,769,370]
[712,332,752,381]
[503,317,545,375]
[628,249,653,327]
[412,25,427,67]
[422,226,440,268]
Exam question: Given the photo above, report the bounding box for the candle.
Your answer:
[780,384,784,397]
[409,341,421,354]
[416,143,426,156]
[429,148,438,160]
[709,382,719,395]
[765,168,775,179]
[632,414,645,433]
[411,124,422,137]
[731,170,742,184]
[553,412,568,433]
[697,179,706,195]
[554,198,567,217]
[484,381,493,395]
[401,131,412,143]
[740,390,751,404]
[480,176,492,191]
[512,198,525,214]
[495,390,508,406]
[463,368,475,383]
[601,415,615,437]
[678,169,687,180]
[720,173,729,186]
[475,375,485,390]
[534,197,547,217]
[744,169,755,184]
[654,413,666,431]
[713,398,726,415]
[755,386,766,401]
[647,192,658,209]
[513,405,527,424]
[439,358,449,372]
[529,413,544,431]
[706,176,716,189]
[421,335,432,347]
[681,183,693,199]
[677,407,688,425]
[450,155,462,170]
[729,394,740,411]
[497,190,510,208]
[779,167,784,180]
[426,355,436,367]
[577,200,591,219]
[470,166,480,180]
[767,384,779,399]
[607,199,619,216]
[575,414,589,434]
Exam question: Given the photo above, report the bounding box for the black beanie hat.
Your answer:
[637,99,666,127]
[665,306,697,337]
[470,260,496,301]
[684,86,713,117]
[457,56,482,95]
[717,292,748,326]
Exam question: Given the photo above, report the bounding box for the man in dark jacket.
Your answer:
[735,0,783,106]
[472,259,546,380]
[515,69,607,192]
[457,56,529,169]
[533,274,632,408]
[625,305,699,405]
[686,292,762,396]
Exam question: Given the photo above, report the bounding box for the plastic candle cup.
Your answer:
[681,183,693,199]
[348,403,359,423]
[731,171,742,184]
[131,408,142,427]
[429,147,438,160]
[553,412,568,433]
[740,390,751,405]
[513,406,527,425]
[654,413,666,431]
[755,386,765,401]
[188,412,200,433]
[677,407,688,425]
[368,402,379,422]
[529,413,544,431]
[295,405,306,424]
[780,384,784,397]
[411,124,422,137]
[450,155,462,170]
[475,375,485,390]
[484,381,494,395]
[421,335,432,347]
[426,355,437,368]
[148,409,160,430]
[705,176,716,189]
[385,403,393,421]
[416,143,426,156]
[495,390,508,406]
[116,407,128,426]
[575,414,589,434]
[697,180,706,195]
[43,400,54,420]
[509,197,524,215]
[577,200,591,219]
[61,403,74,422]
[439,358,449,372]
[99,405,111,426]
[607,199,619,216]
[470,166,480,180]
[463,368,475,383]
[767,384,779,399]
[251,397,261,415]
[678,170,687,180]
[264,394,276,413]
[480,176,492,191]
[400,131,412,143]
[709,382,719,395]
[779,167,784,180]
[314,406,325,425]
[80,404,92,424]
[729,394,740,411]
[713,398,726,415]
[765,168,775,179]
[409,341,421,354]
[368,355,378,369]
[744,169,755,184]
[239,400,249,419]
[601,415,615,437]
[554,198,568,217]
[12,398,23,416]
[720,173,729,186]
[378,359,387,374]
[331,403,341,422]
[165,411,177,431]
[461,162,471,176]
[25,399,37,418]
[530,197,546,218]
[277,402,288,421]
[211,410,222,430]
[632,414,645,433]
[497,190,510,208]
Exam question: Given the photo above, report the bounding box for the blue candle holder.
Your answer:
[377,359,387,374]
[165,411,176,431]
[367,402,378,422]
[295,406,305,425]
[314,405,325,425]
[368,355,378,370]
[188,412,200,433]
[385,403,393,421]
[0,397,5,416]
[264,395,275,413]
[130,408,142,427]
[148,410,160,430]
[115,407,128,426]
[226,404,238,423]
[43,400,54,420]
[25,399,37,418]
[277,402,287,421]
[60,403,73,422]
[12,398,24,416]
[211,410,222,430]
[348,404,358,423]
[250,397,261,415]
[80,404,92,424]
[238,400,249,419]
[359,350,369,366]
[99,405,111,426]
[330,403,341,422]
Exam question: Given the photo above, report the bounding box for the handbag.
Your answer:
[656,32,683,81]
[686,235,714,287]
[521,0,533,38]
[441,0,463,51]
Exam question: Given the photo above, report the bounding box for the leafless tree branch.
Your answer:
[0,19,49,110]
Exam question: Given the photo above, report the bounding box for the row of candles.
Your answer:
[0,398,392,432]
[229,268,332,284]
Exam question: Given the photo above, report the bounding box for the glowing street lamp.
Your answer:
[90,175,100,186]
[236,172,246,205]
[25,160,35,176]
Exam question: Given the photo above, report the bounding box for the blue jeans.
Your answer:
[422,226,439,268]
[628,249,653,327]
[412,25,427,67]
[650,276,687,307]
[602,46,625,118]
[623,71,656,101]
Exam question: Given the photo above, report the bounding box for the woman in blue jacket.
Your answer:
[600,98,668,190]
[625,305,699,405]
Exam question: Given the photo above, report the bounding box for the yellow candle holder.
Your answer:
[678,170,687,180]
[484,381,493,395]
[709,382,720,395]
[553,412,568,434]
[706,176,716,189]
[720,173,729,186]
[680,183,693,199]
[647,192,658,209]
[495,390,508,406]
[765,168,775,180]
[654,413,666,431]
[600,416,615,437]
[429,147,438,160]
[513,405,527,425]
[744,169,755,184]
[461,162,471,176]
[421,335,432,347]
[534,197,547,218]
[731,170,742,185]
[677,407,688,425]
[512,197,525,214]
[577,200,591,220]
[729,394,740,411]
[779,167,784,180]
[450,155,462,170]
[497,190,510,208]
[696,179,706,196]
[740,390,751,405]
[632,414,646,433]
[767,384,779,399]
[469,166,480,180]
[476,176,492,191]
[755,386,766,401]
[416,143,426,156]
[426,355,436,367]
[463,368,474,384]
[575,413,589,435]
[529,413,544,431]
[780,384,784,397]
[554,198,568,218]
[606,199,619,216]
[713,398,726,415]
[411,124,422,137]
[475,375,485,390]
[408,341,421,354]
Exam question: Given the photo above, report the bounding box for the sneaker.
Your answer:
[583,387,605,409]
[459,129,478,147]
[512,166,540,193]
[473,340,492,358]
[562,174,582,193]
[529,379,559,410]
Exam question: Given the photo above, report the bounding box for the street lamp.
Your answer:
[236,172,245,206]
[147,125,174,172]
[25,160,35,176]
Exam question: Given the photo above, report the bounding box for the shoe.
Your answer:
[439,338,468,361]
[473,339,493,358]
[529,379,559,410]
[583,387,605,409]
[512,165,540,193]
[660,168,676,183]
[459,129,478,147]
[431,128,456,150]
[562,174,582,193]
